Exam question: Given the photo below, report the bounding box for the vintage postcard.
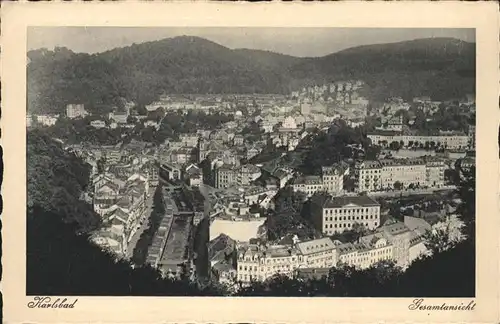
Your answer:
[2,2,499,323]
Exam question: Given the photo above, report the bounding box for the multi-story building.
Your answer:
[180,134,199,148]
[322,164,348,194]
[292,163,347,197]
[184,164,203,187]
[170,147,192,165]
[236,244,301,284]
[377,115,403,132]
[159,163,182,182]
[292,175,325,197]
[215,164,261,188]
[367,132,469,150]
[144,161,159,186]
[233,135,244,146]
[93,182,122,216]
[237,164,262,186]
[379,159,427,190]
[66,104,88,119]
[375,221,412,269]
[215,164,237,189]
[310,195,381,235]
[356,158,445,192]
[337,235,393,269]
[103,148,122,165]
[109,111,128,124]
[355,160,382,192]
[295,238,337,268]
[36,114,59,127]
[236,229,400,284]
[425,159,446,188]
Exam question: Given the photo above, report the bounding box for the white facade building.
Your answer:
[311,195,381,235]
[356,158,446,192]
[368,133,469,150]
[66,104,88,119]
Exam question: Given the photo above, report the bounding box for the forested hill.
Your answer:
[27,36,475,114]
[27,130,101,231]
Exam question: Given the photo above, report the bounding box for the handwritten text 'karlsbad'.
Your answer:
[28,296,78,309]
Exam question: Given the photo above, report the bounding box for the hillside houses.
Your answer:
[91,172,150,256]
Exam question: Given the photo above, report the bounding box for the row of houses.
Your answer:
[231,222,404,285]
[90,172,151,256]
[218,212,462,285]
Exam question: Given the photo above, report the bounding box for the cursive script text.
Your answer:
[408,298,476,311]
[27,296,78,309]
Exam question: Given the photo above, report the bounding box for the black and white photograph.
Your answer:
[24,26,479,298]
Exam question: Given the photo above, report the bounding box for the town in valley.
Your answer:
[26,31,476,296]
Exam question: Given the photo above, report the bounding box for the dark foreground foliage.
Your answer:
[27,207,227,296]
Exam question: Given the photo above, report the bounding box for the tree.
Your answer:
[27,130,100,231]
[389,141,400,151]
[444,169,459,185]
[423,227,456,254]
[351,223,368,241]
[343,177,356,192]
[393,181,403,190]
[365,145,381,160]
[127,115,137,124]
[136,105,148,116]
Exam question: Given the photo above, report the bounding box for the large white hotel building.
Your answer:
[355,158,446,193]
[367,132,469,150]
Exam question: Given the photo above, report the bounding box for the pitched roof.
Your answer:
[96,181,120,193]
[404,216,432,234]
[293,175,322,185]
[323,195,380,209]
[213,262,235,273]
[107,208,130,224]
[272,168,290,180]
[377,221,411,236]
[296,238,336,255]
[116,196,132,209]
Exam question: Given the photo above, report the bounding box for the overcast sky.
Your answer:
[28,27,475,57]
